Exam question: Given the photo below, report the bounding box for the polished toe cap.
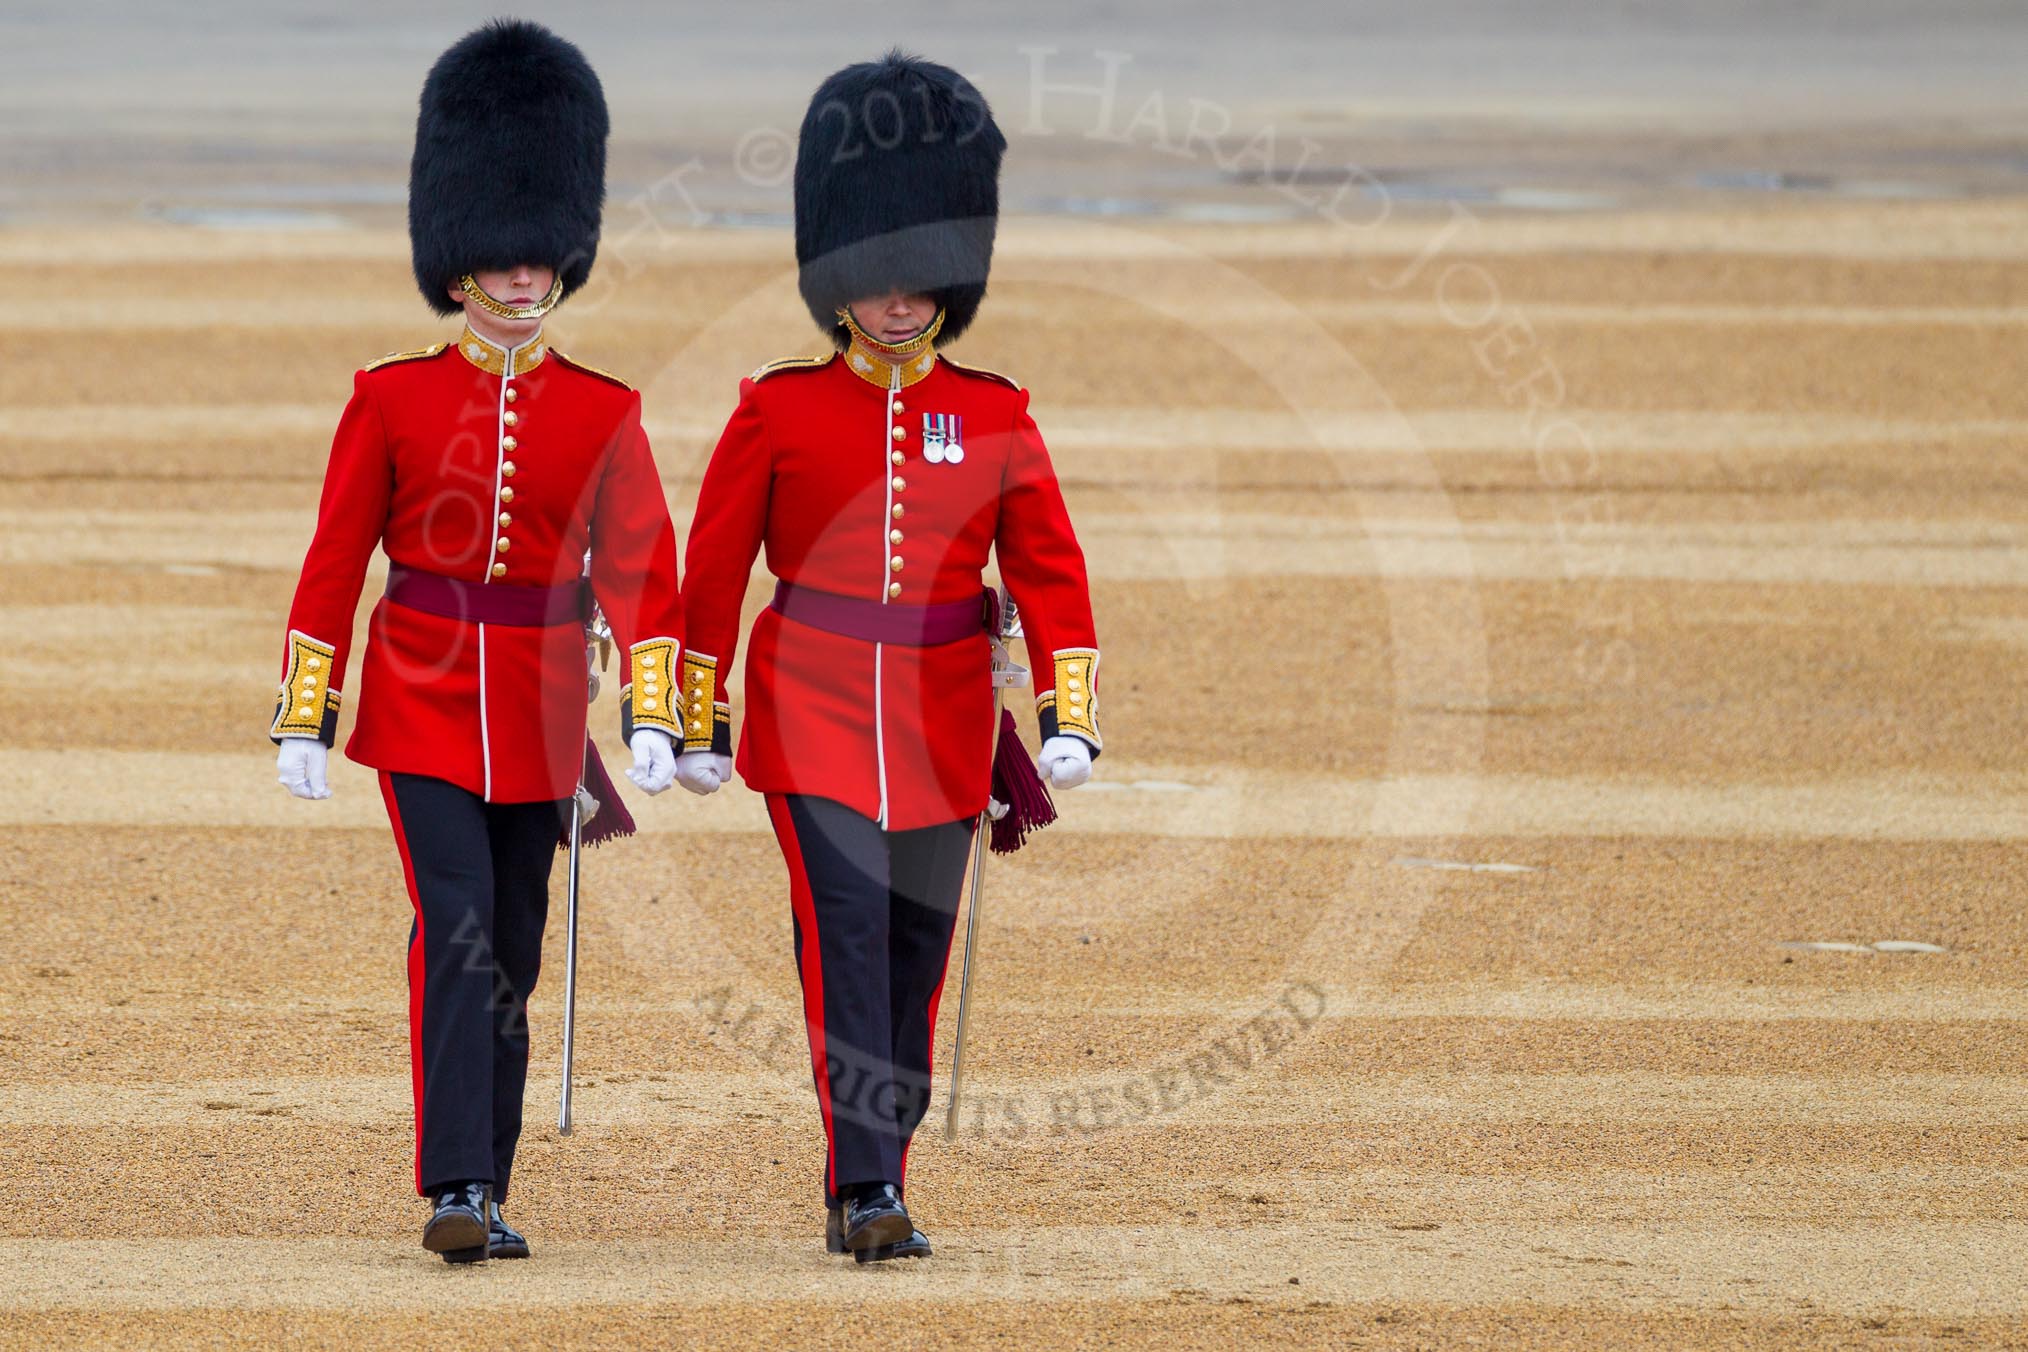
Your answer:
[843,1185,912,1252]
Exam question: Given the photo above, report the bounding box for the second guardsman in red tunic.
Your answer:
[266,22,685,1263]
[677,52,1105,1262]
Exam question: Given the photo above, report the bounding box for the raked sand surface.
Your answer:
[4,200,2028,1347]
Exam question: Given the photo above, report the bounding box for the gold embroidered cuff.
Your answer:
[622,637,682,738]
[679,651,726,753]
[1040,647,1101,750]
[269,630,341,746]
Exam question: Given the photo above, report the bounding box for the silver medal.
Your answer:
[923,412,964,465]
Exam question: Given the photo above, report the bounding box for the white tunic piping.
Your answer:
[873,363,901,827]
[477,328,540,802]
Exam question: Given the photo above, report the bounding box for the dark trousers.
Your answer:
[766,793,975,1209]
[379,771,566,1200]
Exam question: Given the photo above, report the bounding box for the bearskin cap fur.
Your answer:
[794,51,1006,346]
[409,20,608,315]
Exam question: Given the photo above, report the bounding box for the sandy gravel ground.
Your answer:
[4,198,2028,1348]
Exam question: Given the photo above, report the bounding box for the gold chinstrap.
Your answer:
[459,273,566,321]
[835,305,945,360]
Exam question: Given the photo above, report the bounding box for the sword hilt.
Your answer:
[989,588,1030,688]
[997,589,1024,640]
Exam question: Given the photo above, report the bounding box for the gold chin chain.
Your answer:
[836,305,945,359]
[459,273,565,321]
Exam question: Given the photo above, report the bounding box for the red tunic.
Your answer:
[681,346,1102,831]
[269,324,685,803]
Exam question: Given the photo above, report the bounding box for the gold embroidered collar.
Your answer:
[842,342,936,390]
[837,306,942,389]
[456,322,549,377]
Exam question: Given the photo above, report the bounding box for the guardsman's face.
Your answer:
[449,262,556,341]
[848,291,937,346]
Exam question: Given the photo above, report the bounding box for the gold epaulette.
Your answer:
[552,350,634,390]
[362,341,449,372]
[749,354,834,382]
[940,356,1021,390]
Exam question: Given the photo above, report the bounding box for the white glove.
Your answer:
[1040,735,1093,790]
[674,750,733,796]
[276,737,330,800]
[626,728,677,794]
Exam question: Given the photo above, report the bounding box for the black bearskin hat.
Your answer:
[408,20,608,316]
[795,51,1006,346]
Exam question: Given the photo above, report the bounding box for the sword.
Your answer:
[559,602,610,1136]
[945,590,1028,1140]
[558,781,583,1135]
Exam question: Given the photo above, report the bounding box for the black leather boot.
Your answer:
[842,1183,912,1255]
[422,1181,490,1263]
[488,1200,530,1259]
[857,1226,933,1263]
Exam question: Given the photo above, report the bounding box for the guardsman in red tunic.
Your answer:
[266,21,685,1263]
[678,52,1104,1262]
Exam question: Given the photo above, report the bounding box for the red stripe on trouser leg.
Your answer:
[378,770,429,1197]
[767,794,839,1202]
[899,825,972,1187]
